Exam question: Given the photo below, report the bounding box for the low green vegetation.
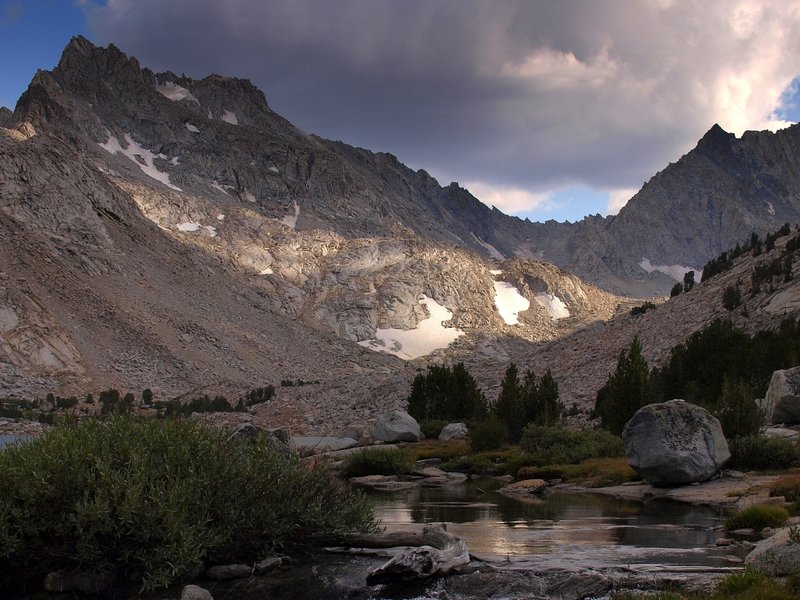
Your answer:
[725,505,789,530]
[728,435,800,471]
[468,417,507,451]
[611,568,800,599]
[770,474,800,503]
[518,457,637,488]
[0,416,376,592]
[520,425,624,466]
[341,447,415,478]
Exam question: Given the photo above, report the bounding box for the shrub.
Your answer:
[408,439,469,461]
[723,285,742,310]
[630,301,656,315]
[728,435,800,471]
[725,505,788,530]
[341,447,415,478]
[440,454,494,474]
[519,425,624,466]
[419,419,449,439]
[770,475,800,502]
[0,416,376,591]
[468,418,507,452]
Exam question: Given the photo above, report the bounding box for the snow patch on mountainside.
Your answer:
[99,132,181,191]
[639,258,701,282]
[281,200,300,228]
[493,281,530,325]
[156,82,199,104]
[176,221,217,237]
[535,292,570,321]
[185,123,200,133]
[358,295,463,360]
[221,110,238,125]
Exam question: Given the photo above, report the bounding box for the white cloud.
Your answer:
[86,0,800,220]
[606,188,640,215]
[464,180,552,214]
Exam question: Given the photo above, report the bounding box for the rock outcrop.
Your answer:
[368,410,421,443]
[622,400,730,486]
[439,422,468,441]
[763,366,800,424]
[745,526,800,576]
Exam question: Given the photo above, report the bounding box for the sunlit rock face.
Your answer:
[5,37,800,434]
[0,37,623,408]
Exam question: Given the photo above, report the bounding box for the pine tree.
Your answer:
[493,363,523,441]
[594,336,651,435]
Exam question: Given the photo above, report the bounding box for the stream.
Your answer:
[196,478,747,600]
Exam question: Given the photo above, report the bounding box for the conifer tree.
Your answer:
[594,336,651,435]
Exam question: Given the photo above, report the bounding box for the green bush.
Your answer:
[728,435,800,471]
[440,454,494,474]
[468,418,507,452]
[0,416,376,591]
[725,505,789,530]
[419,419,449,439]
[341,447,415,478]
[770,475,800,502]
[519,425,624,466]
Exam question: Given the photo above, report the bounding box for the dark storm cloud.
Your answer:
[86,0,800,214]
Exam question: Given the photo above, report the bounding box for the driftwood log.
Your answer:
[334,523,469,585]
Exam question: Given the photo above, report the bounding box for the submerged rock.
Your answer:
[622,400,730,486]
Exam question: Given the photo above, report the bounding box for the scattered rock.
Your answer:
[498,478,548,499]
[43,569,116,594]
[622,400,730,486]
[439,422,468,440]
[254,556,283,575]
[181,584,214,600]
[368,410,421,443]
[205,564,252,580]
[763,367,800,424]
[290,436,359,454]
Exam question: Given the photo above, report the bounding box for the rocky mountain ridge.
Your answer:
[2,37,800,434]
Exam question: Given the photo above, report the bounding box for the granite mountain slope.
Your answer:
[0,38,621,409]
[2,38,800,432]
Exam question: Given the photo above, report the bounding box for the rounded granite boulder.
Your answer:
[622,399,730,487]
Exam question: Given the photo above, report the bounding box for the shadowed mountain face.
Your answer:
[1,37,799,432]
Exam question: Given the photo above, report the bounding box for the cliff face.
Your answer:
[0,37,622,412]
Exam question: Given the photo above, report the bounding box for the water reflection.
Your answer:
[372,478,734,570]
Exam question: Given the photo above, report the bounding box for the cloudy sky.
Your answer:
[2,1,800,222]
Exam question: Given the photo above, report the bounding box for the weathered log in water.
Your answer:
[333,523,469,584]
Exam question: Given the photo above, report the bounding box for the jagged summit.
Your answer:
[2,37,800,433]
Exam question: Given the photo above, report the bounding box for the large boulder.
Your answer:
[369,410,421,443]
[439,422,468,441]
[763,366,800,424]
[622,400,730,487]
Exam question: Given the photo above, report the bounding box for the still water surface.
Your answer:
[372,477,741,572]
